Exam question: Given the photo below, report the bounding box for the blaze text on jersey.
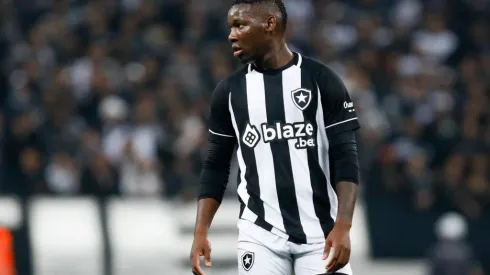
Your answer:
[242,122,316,149]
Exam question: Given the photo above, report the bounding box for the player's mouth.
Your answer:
[232,46,243,57]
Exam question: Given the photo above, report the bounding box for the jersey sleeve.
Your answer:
[208,80,236,138]
[318,66,360,136]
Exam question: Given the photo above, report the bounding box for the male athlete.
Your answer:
[190,0,360,274]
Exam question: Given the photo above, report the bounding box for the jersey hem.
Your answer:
[237,218,326,245]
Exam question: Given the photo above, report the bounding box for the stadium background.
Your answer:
[0,0,489,274]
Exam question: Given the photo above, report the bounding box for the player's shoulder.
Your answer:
[299,54,346,93]
[214,65,249,94]
[299,54,339,79]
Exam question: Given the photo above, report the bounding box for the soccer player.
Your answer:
[190,0,360,274]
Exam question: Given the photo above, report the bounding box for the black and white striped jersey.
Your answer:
[208,53,360,244]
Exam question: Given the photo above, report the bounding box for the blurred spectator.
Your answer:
[405,149,435,211]
[45,151,80,194]
[119,94,163,197]
[428,213,483,275]
[81,152,119,196]
[19,147,46,194]
[413,12,459,63]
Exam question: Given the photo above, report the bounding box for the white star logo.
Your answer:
[244,255,251,265]
[241,252,255,270]
[291,88,312,111]
[296,92,307,103]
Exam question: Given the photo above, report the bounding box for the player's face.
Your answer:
[227,4,268,63]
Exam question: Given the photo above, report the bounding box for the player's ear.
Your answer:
[264,16,276,32]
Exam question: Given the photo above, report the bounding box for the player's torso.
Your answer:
[226,56,339,244]
[228,64,329,187]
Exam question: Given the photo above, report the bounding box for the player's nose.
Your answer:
[228,29,238,43]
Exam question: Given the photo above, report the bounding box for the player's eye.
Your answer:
[233,22,245,29]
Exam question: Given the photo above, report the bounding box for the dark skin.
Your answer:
[228,3,293,69]
[190,3,358,275]
[323,181,358,273]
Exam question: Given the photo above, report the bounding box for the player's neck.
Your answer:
[254,43,294,71]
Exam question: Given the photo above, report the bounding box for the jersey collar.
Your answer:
[248,52,302,74]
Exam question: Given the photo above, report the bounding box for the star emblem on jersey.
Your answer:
[241,251,255,271]
[291,88,312,111]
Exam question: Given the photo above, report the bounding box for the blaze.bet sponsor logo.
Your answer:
[242,122,315,149]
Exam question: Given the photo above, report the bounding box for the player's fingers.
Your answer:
[192,265,206,275]
[204,247,212,267]
[192,263,206,275]
[335,246,349,270]
[325,257,338,272]
[339,244,351,267]
[322,240,332,260]
[191,251,206,275]
[325,246,341,271]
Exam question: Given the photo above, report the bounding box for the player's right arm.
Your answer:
[190,80,237,275]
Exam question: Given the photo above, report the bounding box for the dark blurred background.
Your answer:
[0,0,489,274]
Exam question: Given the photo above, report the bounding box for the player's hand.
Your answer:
[323,221,351,273]
[190,233,212,275]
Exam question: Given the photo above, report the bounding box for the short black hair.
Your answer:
[232,0,288,30]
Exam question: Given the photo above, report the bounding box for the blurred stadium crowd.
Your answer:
[0,0,489,216]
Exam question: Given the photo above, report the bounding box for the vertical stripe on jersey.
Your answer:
[299,71,335,237]
[229,93,258,223]
[263,72,307,244]
[245,71,284,232]
[282,65,324,242]
[315,84,338,221]
[237,167,245,218]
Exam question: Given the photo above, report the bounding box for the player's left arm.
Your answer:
[324,132,358,273]
[318,65,360,272]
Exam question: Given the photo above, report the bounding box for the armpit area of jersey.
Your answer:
[198,133,236,203]
[328,130,360,185]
